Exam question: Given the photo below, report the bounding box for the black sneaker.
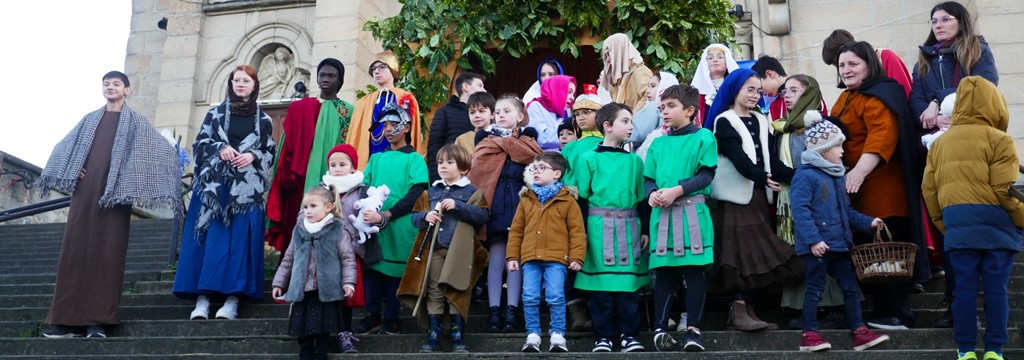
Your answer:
[934,309,953,328]
[85,326,106,338]
[867,317,910,330]
[381,319,401,335]
[652,329,677,351]
[683,329,705,352]
[354,315,382,335]
[620,335,645,352]
[41,326,83,338]
[592,338,613,352]
[911,283,925,294]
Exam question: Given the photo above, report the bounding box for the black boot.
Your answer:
[487,306,503,333]
[420,315,443,353]
[451,315,469,353]
[298,336,315,360]
[503,305,519,332]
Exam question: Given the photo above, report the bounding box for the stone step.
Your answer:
[0,220,175,234]
[0,270,164,286]
[1,248,168,261]
[0,262,169,275]
[0,238,173,251]
[3,351,1023,360]
[0,328,1010,355]
[0,255,168,268]
[0,302,1001,332]
[0,288,998,313]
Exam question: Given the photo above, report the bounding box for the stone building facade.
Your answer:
[126,0,1024,154]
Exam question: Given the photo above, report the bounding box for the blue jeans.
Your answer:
[801,253,865,331]
[949,249,1015,354]
[522,261,567,335]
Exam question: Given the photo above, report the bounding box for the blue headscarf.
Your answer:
[704,68,758,132]
[536,57,565,82]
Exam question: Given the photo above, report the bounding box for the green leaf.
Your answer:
[417,45,433,57]
[429,34,440,47]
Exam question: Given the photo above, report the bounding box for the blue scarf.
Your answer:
[705,68,758,132]
[532,181,564,205]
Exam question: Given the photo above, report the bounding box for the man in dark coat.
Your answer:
[426,72,486,182]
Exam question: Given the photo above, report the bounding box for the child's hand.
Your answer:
[272,287,284,299]
[640,235,649,251]
[78,169,86,180]
[661,186,684,205]
[363,211,383,224]
[811,241,830,257]
[425,211,442,224]
[569,261,582,271]
[440,199,456,211]
[648,191,664,208]
[766,174,782,192]
[507,260,520,272]
[871,218,884,229]
[343,286,355,298]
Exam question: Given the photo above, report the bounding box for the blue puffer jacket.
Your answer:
[790,164,875,256]
[909,37,998,118]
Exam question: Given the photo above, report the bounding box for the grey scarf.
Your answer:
[191,101,276,237]
[800,148,846,177]
[36,105,183,211]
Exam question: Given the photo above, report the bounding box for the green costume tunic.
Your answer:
[363,148,429,277]
[561,135,603,187]
[574,147,650,292]
[644,129,717,269]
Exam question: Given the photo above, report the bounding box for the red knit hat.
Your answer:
[327,144,359,169]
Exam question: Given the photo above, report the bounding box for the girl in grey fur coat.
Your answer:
[272,186,357,360]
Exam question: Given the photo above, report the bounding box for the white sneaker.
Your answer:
[549,332,568,352]
[190,295,210,320]
[215,296,238,320]
[676,312,688,332]
[521,333,541,352]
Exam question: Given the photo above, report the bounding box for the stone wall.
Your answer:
[126,0,402,152]
[0,152,68,225]
[737,0,1024,155]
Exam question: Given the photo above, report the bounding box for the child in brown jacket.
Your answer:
[506,152,586,353]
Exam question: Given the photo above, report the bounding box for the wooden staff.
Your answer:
[411,203,443,317]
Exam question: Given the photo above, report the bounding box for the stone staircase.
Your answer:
[0,219,1021,359]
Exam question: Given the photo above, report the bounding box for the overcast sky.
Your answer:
[0,1,131,167]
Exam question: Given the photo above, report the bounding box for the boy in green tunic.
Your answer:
[574,102,650,352]
[644,85,717,352]
[356,101,430,335]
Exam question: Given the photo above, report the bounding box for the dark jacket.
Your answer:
[909,37,998,118]
[790,165,875,256]
[922,76,1024,252]
[427,96,473,182]
[411,178,490,247]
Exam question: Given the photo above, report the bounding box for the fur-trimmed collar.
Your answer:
[432,176,471,188]
[323,171,365,194]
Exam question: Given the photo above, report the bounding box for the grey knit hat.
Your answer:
[804,110,845,153]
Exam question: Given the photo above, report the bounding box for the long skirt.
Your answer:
[710,190,804,293]
[173,190,265,301]
[289,290,344,337]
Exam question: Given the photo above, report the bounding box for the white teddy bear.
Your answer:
[349,184,390,244]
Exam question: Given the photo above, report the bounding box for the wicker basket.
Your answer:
[851,223,918,284]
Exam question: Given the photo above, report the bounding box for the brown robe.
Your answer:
[45,111,132,326]
[397,191,489,327]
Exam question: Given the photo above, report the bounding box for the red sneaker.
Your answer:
[851,326,890,350]
[799,331,832,352]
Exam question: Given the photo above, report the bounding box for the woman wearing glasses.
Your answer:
[910,1,998,129]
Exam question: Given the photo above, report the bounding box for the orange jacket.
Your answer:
[506,185,586,266]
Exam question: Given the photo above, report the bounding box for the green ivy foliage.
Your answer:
[363,0,736,113]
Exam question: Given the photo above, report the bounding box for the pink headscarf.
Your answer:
[531,74,576,115]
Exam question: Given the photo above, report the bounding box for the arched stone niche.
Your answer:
[203,21,313,105]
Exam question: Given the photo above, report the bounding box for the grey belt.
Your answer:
[656,194,705,256]
[588,207,641,266]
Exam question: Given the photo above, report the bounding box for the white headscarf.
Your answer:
[690,44,740,100]
[653,71,680,103]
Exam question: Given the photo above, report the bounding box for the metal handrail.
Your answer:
[0,197,72,223]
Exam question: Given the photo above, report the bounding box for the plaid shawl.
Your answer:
[36,105,182,212]
[191,102,276,237]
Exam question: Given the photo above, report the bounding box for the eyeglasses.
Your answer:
[529,164,553,174]
[743,87,764,97]
[371,64,391,73]
[930,15,956,25]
